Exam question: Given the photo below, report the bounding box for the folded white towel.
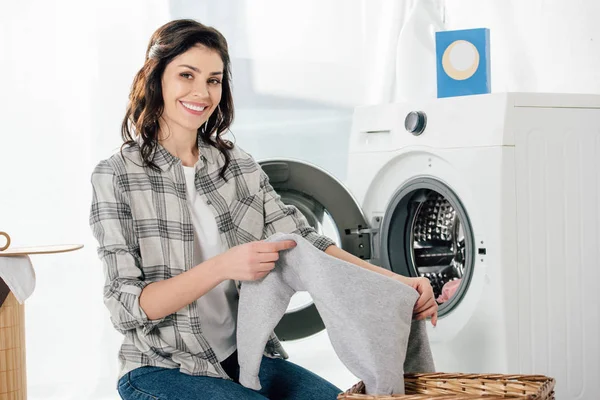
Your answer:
[0,255,36,303]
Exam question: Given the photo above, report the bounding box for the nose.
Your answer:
[192,81,210,99]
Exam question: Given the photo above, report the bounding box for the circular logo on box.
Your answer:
[442,40,480,80]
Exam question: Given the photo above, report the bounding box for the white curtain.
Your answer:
[2,1,600,399]
[366,0,600,104]
[362,0,445,104]
[0,1,172,399]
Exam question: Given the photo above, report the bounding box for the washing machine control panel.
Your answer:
[404,111,427,136]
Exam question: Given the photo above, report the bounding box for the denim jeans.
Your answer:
[117,351,342,400]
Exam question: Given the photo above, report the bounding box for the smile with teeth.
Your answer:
[181,102,207,112]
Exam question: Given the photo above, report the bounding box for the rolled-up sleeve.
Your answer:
[259,167,335,252]
[89,160,163,335]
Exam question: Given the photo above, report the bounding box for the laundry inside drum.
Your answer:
[409,191,466,304]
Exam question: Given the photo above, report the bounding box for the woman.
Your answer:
[90,19,438,400]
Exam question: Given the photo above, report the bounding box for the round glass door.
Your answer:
[380,177,475,316]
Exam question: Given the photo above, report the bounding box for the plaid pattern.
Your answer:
[89,138,335,381]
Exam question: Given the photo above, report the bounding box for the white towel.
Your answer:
[0,256,36,303]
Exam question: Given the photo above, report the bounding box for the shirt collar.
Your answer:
[197,135,217,165]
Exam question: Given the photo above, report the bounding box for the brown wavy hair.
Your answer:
[121,19,234,179]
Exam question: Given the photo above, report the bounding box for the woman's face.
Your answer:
[160,44,224,135]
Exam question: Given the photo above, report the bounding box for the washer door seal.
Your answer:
[380,176,475,317]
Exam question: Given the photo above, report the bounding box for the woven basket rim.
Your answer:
[338,373,556,400]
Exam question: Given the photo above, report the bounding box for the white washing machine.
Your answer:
[259,92,600,399]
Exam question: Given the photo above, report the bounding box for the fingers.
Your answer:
[244,263,275,281]
[257,262,276,272]
[252,263,275,280]
[256,240,297,253]
[413,293,429,312]
[414,295,436,314]
[431,311,438,327]
[413,290,438,325]
[412,277,436,313]
[258,252,280,263]
[414,303,437,322]
[253,270,270,281]
[253,240,296,263]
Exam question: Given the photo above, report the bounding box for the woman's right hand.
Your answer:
[215,240,297,281]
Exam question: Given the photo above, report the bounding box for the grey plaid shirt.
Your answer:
[89,138,335,381]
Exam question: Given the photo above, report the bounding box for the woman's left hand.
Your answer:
[395,276,438,326]
[323,244,438,326]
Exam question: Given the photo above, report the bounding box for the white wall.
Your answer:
[444,0,600,94]
[0,1,171,399]
[1,1,600,399]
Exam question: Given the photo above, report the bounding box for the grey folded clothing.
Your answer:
[237,233,435,395]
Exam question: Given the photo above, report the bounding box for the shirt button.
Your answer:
[206,200,212,205]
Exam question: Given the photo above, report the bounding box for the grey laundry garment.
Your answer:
[237,233,435,395]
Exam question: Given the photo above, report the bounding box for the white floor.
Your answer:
[281,330,360,392]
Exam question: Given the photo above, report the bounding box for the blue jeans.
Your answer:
[117,351,342,400]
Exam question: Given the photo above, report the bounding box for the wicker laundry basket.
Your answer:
[338,373,555,400]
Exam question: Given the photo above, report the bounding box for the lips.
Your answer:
[180,101,209,115]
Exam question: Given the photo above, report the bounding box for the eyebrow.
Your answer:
[178,64,223,75]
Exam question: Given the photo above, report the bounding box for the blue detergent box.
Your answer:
[435,28,491,98]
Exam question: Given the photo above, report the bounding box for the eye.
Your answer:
[209,78,222,85]
[180,73,193,79]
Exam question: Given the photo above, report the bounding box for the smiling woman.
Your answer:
[120,19,235,177]
[90,19,348,400]
[89,18,435,400]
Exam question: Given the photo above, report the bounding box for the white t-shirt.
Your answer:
[183,165,238,362]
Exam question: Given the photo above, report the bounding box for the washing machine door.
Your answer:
[259,159,370,340]
[379,177,476,317]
